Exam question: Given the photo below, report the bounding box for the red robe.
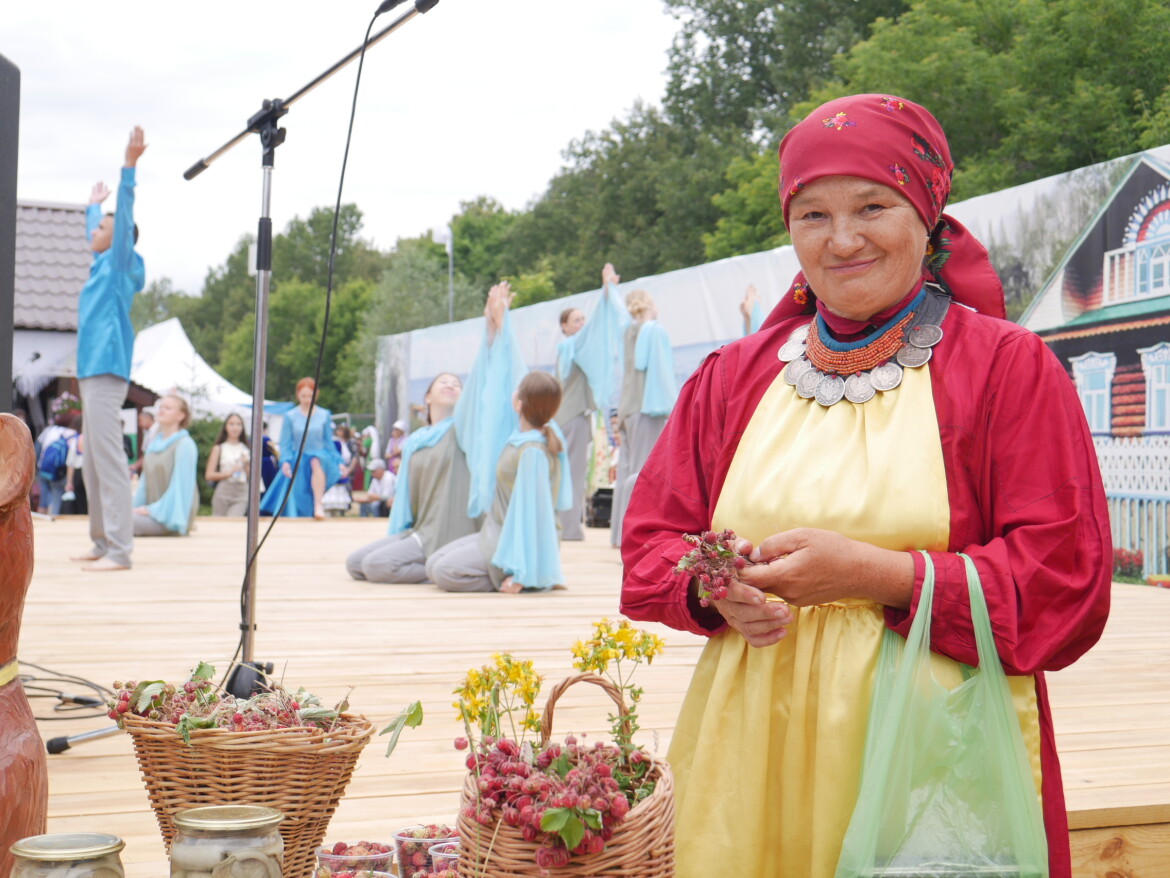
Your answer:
[620,303,1113,878]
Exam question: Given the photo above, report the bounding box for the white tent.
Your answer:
[131,318,263,419]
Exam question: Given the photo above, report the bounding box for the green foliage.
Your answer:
[811,0,1170,199]
[217,278,372,410]
[663,0,908,136]
[130,276,187,332]
[334,237,485,413]
[704,150,791,261]
[185,416,224,511]
[507,102,751,293]
[506,259,560,308]
[450,197,520,293]
[379,700,424,758]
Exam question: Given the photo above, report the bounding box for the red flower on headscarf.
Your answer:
[879,96,904,113]
[889,164,910,187]
[822,112,856,131]
[792,282,809,305]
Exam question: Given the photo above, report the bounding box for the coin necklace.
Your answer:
[780,285,951,407]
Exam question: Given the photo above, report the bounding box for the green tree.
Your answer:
[663,0,908,136]
[705,0,1170,260]
[130,276,186,332]
[272,204,388,288]
[171,236,256,369]
[217,278,373,411]
[810,0,1170,197]
[511,102,751,292]
[704,150,791,261]
[449,197,520,293]
[334,237,485,413]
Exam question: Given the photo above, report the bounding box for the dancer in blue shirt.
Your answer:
[71,126,147,571]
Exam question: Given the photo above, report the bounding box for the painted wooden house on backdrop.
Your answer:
[1021,153,1170,578]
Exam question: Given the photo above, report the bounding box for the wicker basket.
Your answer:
[121,712,374,878]
[456,673,675,878]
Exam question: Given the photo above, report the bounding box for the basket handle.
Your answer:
[539,673,630,748]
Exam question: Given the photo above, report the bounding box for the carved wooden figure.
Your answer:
[0,413,49,875]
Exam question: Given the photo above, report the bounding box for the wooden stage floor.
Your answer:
[17,516,1170,877]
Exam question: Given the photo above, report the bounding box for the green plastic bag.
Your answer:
[835,553,1049,878]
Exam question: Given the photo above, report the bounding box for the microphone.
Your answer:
[29,352,41,362]
[375,0,408,14]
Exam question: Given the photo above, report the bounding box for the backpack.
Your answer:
[38,435,70,482]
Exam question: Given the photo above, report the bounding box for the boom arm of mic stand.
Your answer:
[182,0,439,180]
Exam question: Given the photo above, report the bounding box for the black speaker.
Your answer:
[0,54,19,414]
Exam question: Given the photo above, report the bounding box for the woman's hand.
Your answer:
[282,462,293,478]
[601,262,620,287]
[709,577,793,648]
[740,284,759,318]
[737,527,915,609]
[133,506,150,516]
[484,281,514,327]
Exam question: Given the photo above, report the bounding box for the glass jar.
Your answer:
[9,832,125,878]
[170,805,283,878]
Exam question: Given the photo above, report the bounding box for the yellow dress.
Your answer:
[666,364,1041,878]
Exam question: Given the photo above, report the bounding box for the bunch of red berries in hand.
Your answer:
[675,529,749,606]
[459,734,646,867]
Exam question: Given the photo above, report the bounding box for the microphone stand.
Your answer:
[182,0,441,699]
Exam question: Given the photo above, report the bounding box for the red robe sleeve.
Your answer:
[883,313,1112,677]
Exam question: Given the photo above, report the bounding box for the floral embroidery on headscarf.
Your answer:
[792,282,809,305]
[926,218,953,278]
[911,133,949,216]
[822,112,856,131]
[879,96,904,112]
[787,177,804,196]
[889,164,909,186]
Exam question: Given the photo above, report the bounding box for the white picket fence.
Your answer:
[1095,435,1170,577]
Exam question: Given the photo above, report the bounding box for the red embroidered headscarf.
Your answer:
[763,93,1005,328]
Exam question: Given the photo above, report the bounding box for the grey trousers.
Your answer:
[557,413,591,541]
[345,531,428,583]
[425,533,494,592]
[610,412,667,548]
[211,478,249,516]
[79,375,133,567]
[133,514,176,536]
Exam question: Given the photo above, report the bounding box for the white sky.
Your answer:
[6,1,681,295]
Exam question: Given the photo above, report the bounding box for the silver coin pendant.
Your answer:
[778,338,807,362]
[796,368,821,398]
[869,361,904,392]
[844,372,876,404]
[784,357,812,386]
[896,345,932,368]
[907,325,943,348]
[814,373,846,407]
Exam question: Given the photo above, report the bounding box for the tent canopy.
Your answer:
[131,318,270,419]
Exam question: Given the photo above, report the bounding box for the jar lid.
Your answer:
[173,806,283,832]
[10,833,125,861]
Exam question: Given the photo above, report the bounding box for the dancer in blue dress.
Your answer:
[259,377,341,520]
[345,282,527,583]
[427,370,572,592]
[131,395,199,537]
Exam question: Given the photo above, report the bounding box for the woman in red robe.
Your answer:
[620,94,1111,878]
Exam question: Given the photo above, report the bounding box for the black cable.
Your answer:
[223,11,383,682]
[18,659,114,721]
